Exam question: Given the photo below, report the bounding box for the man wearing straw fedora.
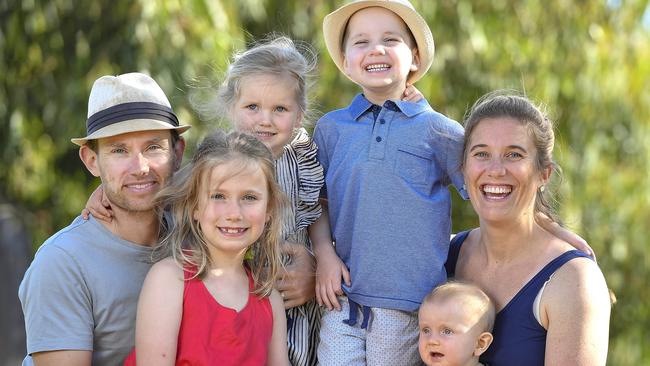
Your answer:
[19,72,189,366]
[311,0,468,364]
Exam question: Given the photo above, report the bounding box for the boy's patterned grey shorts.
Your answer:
[317,296,422,366]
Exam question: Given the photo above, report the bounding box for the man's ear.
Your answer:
[79,145,100,178]
[474,331,494,357]
[410,48,420,72]
[173,137,186,171]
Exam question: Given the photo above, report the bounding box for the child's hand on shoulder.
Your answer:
[315,249,350,312]
[402,83,424,102]
[81,184,113,222]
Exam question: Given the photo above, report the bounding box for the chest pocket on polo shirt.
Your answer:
[394,145,433,187]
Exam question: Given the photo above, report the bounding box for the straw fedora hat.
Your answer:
[71,72,190,146]
[323,0,434,84]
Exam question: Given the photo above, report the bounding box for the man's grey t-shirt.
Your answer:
[19,216,154,365]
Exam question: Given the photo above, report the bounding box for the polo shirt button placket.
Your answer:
[369,108,387,159]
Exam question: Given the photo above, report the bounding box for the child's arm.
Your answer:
[276,241,316,309]
[310,204,350,311]
[267,289,290,366]
[80,184,113,222]
[134,258,184,366]
[536,213,596,260]
[401,83,424,102]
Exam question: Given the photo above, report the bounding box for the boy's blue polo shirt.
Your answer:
[313,94,468,312]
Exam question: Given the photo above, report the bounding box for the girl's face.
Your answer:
[193,159,270,261]
[232,74,303,158]
[463,117,549,224]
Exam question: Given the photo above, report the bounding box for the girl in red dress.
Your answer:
[125,130,290,365]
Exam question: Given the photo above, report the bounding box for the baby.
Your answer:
[418,281,495,366]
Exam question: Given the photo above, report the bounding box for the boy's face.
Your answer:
[342,7,420,102]
[418,300,490,366]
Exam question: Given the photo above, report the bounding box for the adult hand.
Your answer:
[276,241,317,309]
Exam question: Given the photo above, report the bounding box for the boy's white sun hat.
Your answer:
[71,72,190,146]
[323,0,434,84]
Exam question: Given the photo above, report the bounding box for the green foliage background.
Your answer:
[2,0,649,364]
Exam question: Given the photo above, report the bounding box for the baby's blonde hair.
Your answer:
[153,130,287,297]
[423,281,496,332]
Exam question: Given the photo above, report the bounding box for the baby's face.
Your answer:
[342,6,419,101]
[418,300,486,366]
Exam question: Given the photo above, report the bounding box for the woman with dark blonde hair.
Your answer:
[446,92,611,365]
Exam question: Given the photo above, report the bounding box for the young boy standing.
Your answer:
[312,0,467,364]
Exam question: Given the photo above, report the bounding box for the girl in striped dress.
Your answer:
[195,36,426,365]
[197,36,325,366]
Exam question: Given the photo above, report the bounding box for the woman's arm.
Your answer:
[542,258,611,366]
[266,289,290,366]
[135,258,184,366]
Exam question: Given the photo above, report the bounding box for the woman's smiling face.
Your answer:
[463,117,549,224]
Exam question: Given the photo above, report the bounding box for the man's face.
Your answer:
[81,130,182,213]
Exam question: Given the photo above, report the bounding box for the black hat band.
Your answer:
[87,102,179,135]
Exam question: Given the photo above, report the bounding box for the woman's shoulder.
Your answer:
[447,229,478,276]
[542,244,609,312]
[538,244,610,361]
[548,249,606,288]
[451,229,480,255]
[543,234,597,273]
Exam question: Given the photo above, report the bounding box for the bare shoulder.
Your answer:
[541,244,611,365]
[138,257,185,307]
[455,229,481,269]
[146,257,184,285]
[544,252,610,309]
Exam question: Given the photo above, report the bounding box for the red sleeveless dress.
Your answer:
[124,267,273,365]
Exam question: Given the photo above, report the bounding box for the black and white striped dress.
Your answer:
[275,128,324,366]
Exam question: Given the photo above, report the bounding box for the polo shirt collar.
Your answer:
[349,94,373,120]
[393,98,431,118]
[348,93,431,121]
